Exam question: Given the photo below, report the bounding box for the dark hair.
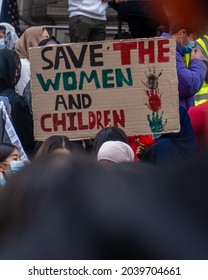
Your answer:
[0,154,157,259]
[156,24,169,36]
[0,49,17,88]
[0,143,18,162]
[0,26,6,34]
[1,154,208,259]
[12,50,21,70]
[114,31,132,40]
[35,135,73,159]
[92,126,129,155]
[38,36,61,46]
[12,50,21,85]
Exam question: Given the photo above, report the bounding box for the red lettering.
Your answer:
[138,41,155,64]
[89,111,96,129]
[104,110,111,127]
[53,113,66,131]
[41,114,52,132]
[158,39,170,62]
[77,112,88,130]
[113,110,125,127]
[113,42,137,65]
[40,110,126,135]
[96,111,104,129]
[66,112,77,131]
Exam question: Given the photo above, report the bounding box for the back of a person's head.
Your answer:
[92,126,129,155]
[1,153,208,259]
[15,26,48,59]
[38,36,61,46]
[35,135,73,159]
[0,49,16,88]
[0,154,162,259]
[114,31,132,40]
[97,141,134,164]
[157,24,169,36]
[0,154,138,259]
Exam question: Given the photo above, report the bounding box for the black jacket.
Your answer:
[0,49,35,154]
[109,0,168,26]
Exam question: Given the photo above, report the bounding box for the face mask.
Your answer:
[0,169,16,188]
[9,160,24,172]
[0,38,6,49]
[0,160,24,188]
[181,41,196,55]
[0,174,6,188]
[1,160,24,174]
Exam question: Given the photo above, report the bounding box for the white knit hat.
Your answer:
[97,141,134,163]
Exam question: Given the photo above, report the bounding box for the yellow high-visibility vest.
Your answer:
[194,35,208,106]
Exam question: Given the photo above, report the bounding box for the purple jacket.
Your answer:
[161,33,207,110]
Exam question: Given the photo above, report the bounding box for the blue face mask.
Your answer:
[0,160,24,188]
[0,38,5,49]
[181,41,196,55]
[0,174,6,188]
[9,160,24,172]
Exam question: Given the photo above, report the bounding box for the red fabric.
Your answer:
[128,135,156,161]
[188,101,208,149]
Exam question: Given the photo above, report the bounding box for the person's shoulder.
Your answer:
[20,58,30,67]
[4,89,25,106]
[0,88,15,97]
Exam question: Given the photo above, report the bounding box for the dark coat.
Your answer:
[0,49,35,154]
[141,106,196,167]
[109,0,168,26]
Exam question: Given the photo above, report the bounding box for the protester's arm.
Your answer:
[136,143,148,159]
[177,51,207,98]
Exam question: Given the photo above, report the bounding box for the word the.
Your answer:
[113,39,170,64]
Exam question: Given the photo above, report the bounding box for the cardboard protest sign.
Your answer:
[29,38,179,140]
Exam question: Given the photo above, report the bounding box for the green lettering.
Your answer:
[63,72,77,90]
[79,70,101,90]
[116,68,133,87]
[102,69,114,88]
[36,73,61,92]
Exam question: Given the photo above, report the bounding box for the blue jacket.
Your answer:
[161,32,207,110]
[141,106,196,167]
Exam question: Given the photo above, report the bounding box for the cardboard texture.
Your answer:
[29,38,180,140]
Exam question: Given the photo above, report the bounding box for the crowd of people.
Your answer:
[0,0,208,259]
